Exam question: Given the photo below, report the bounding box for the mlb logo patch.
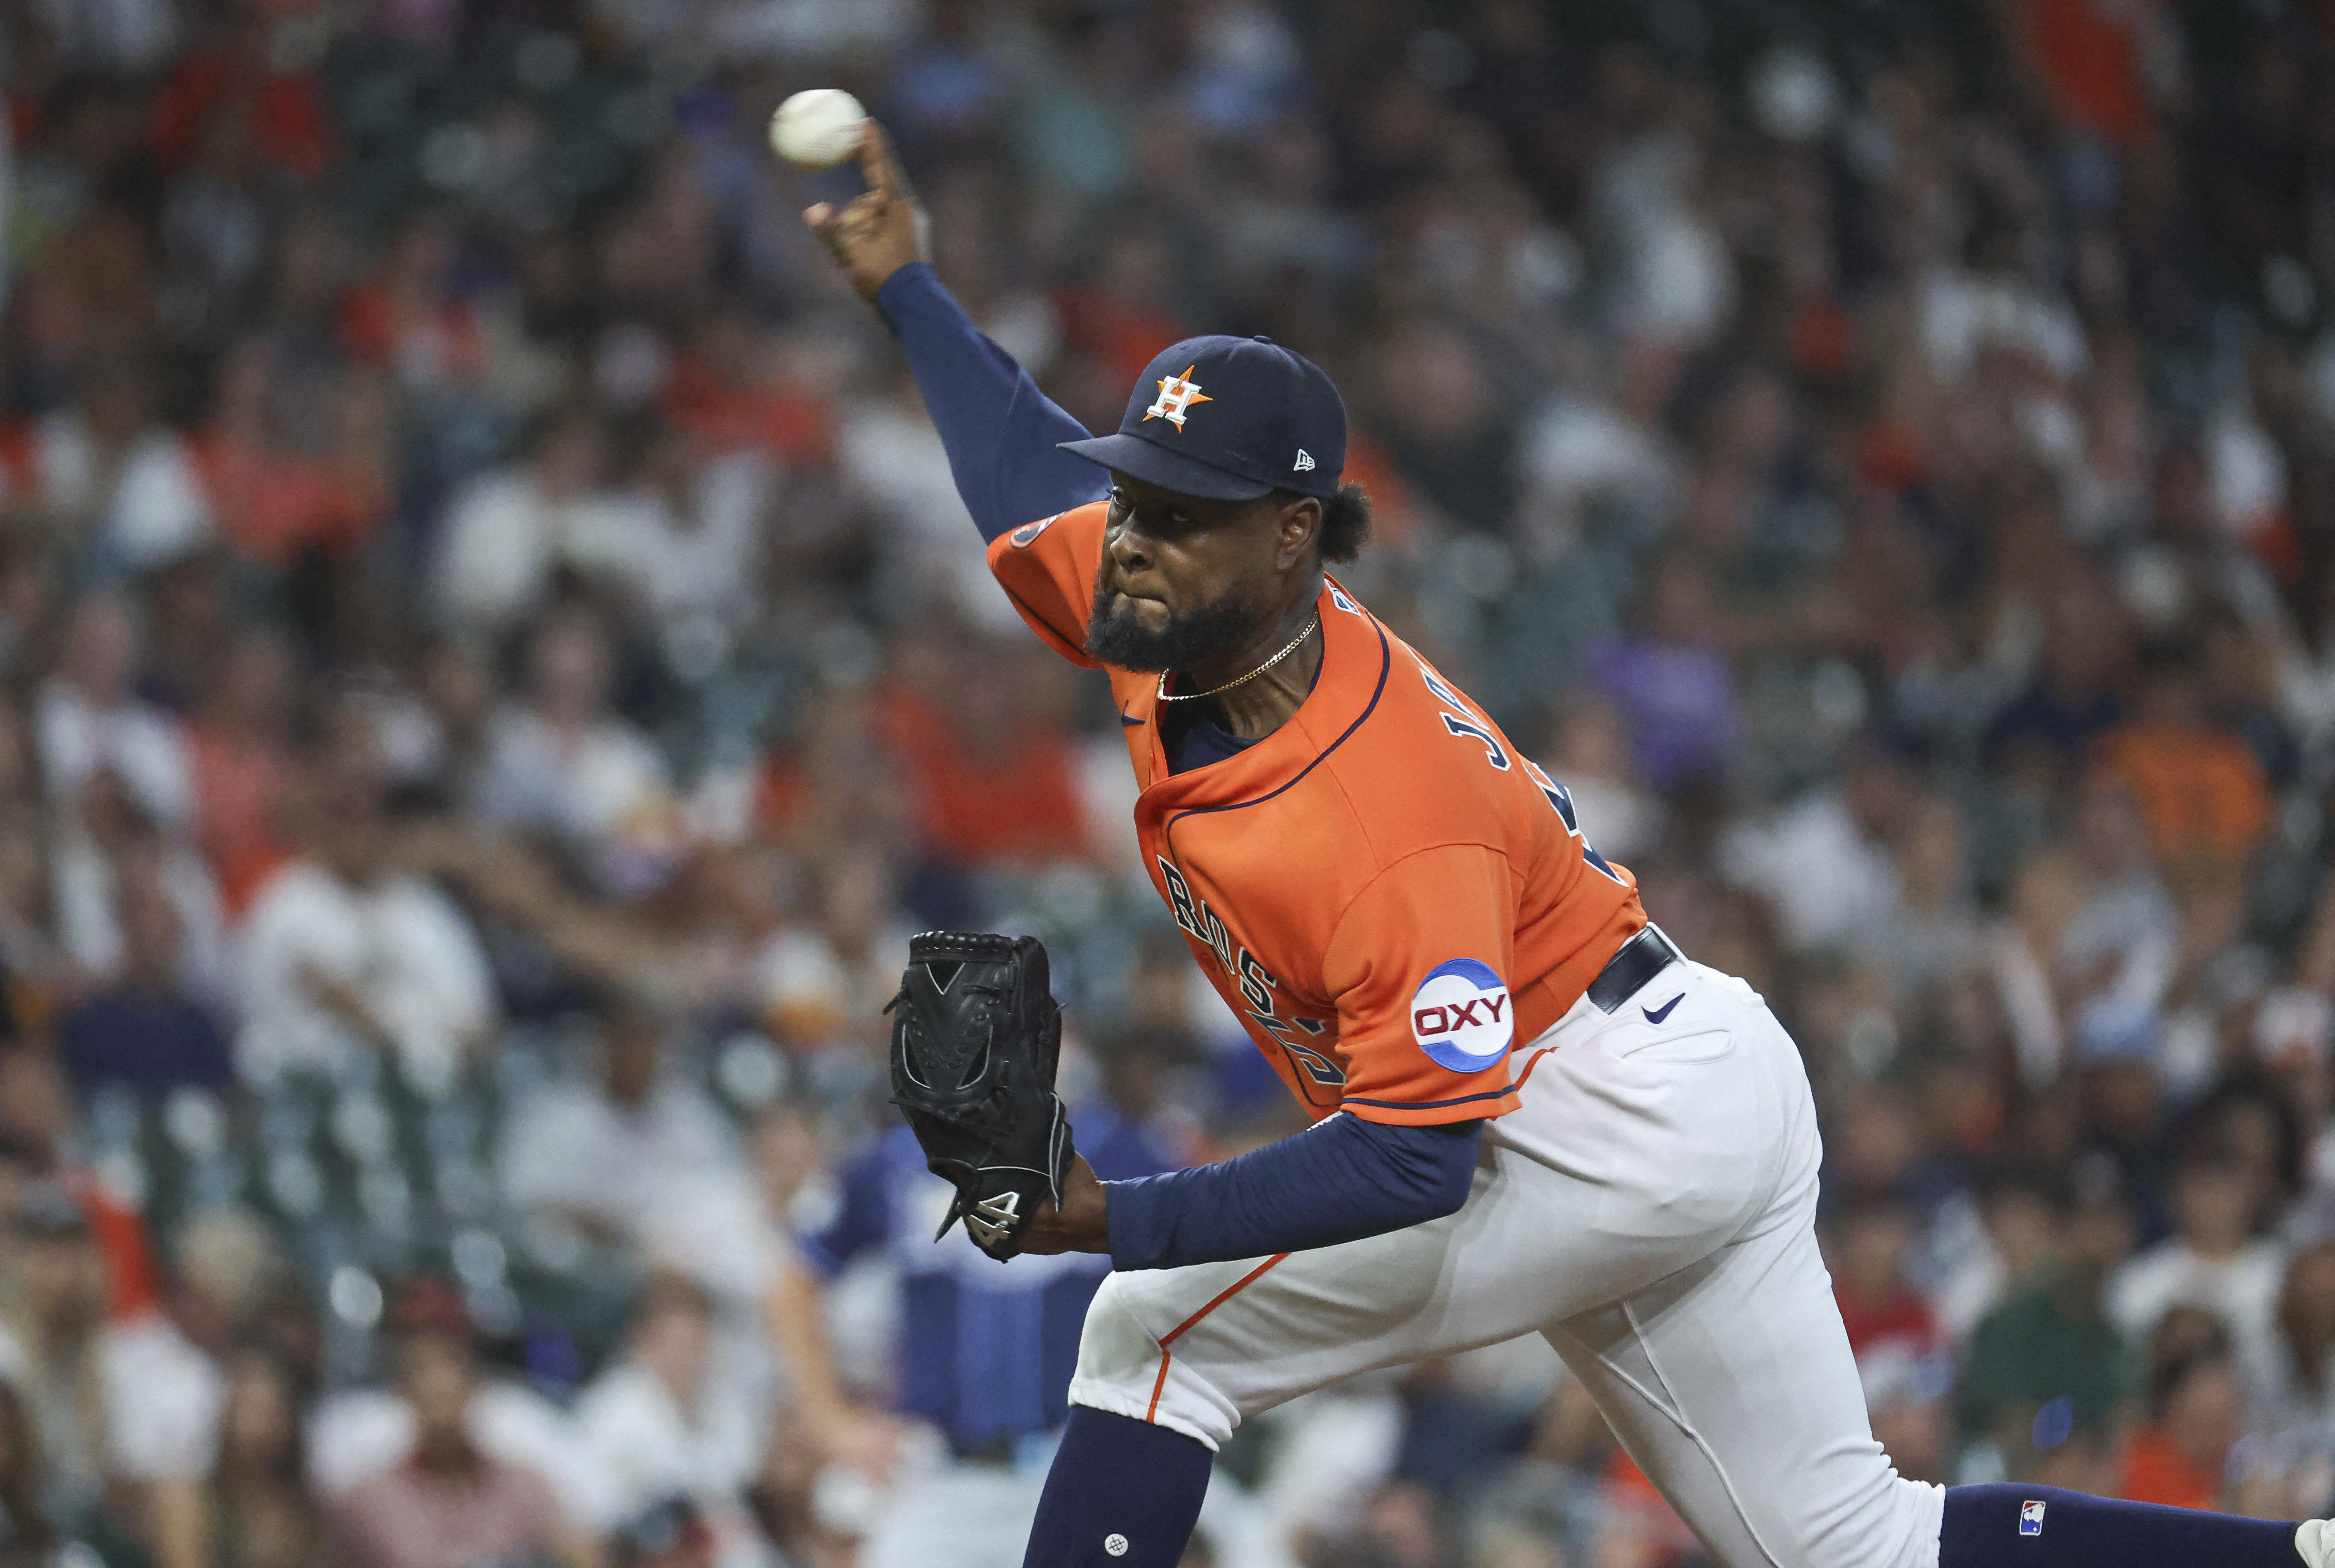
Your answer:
[2018,1500,2046,1537]
[1411,958,1514,1072]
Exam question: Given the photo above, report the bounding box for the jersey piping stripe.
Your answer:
[1144,1252,1292,1424]
[1510,1045,1561,1095]
[1160,617,1391,857]
[1342,1084,1518,1112]
[1002,583,1082,657]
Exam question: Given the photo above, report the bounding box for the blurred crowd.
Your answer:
[3,0,2335,1565]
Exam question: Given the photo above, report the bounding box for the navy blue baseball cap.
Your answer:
[1060,335,1346,502]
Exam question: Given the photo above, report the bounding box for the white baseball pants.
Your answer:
[1069,961,1945,1568]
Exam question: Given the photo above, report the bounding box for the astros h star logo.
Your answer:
[1142,366,1213,429]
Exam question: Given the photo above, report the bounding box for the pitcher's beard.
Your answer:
[1084,570,1268,674]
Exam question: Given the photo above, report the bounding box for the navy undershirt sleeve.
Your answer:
[1103,1114,1483,1271]
[875,261,1110,541]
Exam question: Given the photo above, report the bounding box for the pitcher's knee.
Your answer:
[1067,1274,1238,1452]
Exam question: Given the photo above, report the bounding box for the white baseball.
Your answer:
[769,88,868,169]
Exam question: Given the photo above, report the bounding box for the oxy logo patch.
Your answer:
[1010,515,1057,547]
[1411,958,1513,1072]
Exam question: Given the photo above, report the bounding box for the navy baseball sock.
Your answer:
[1940,1484,2300,1566]
[1021,1406,1212,1568]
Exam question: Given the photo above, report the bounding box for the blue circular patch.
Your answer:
[1410,958,1515,1072]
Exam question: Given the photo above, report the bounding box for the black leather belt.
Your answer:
[1584,925,1684,1013]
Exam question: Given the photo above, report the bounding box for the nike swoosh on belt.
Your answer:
[1642,994,1684,1025]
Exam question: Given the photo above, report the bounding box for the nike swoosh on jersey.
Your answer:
[1642,994,1684,1025]
[1120,711,1144,727]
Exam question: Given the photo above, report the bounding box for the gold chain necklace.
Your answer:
[1154,614,1321,703]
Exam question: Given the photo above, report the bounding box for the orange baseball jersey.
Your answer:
[989,503,1648,1127]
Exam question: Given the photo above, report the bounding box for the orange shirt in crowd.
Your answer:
[148,47,338,180]
[1055,285,1184,395]
[2116,1424,2222,1512]
[2003,0,2154,145]
[872,687,1091,867]
[0,423,33,496]
[753,758,813,841]
[337,287,486,389]
[1834,1284,1941,1362]
[193,433,382,565]
[2088,724,2272,865]
[187,724,293,917]
[1601,1449,1705,1566]
[663,357,836,468]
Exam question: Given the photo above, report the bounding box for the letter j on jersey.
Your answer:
[1411,958,1515,1072]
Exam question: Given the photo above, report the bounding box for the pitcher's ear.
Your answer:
[1273,491,1323,567]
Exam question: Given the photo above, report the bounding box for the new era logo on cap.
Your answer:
[1293,449,1315,471]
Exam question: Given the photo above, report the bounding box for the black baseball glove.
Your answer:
[887,931,1075,1260]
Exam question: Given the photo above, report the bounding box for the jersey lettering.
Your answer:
[1160,858,1235,974]
[1159,855,1291,1023]
[1410,651,1470,711]
[1415,652,1623,882]
[1251,1010,1347,1098]
[1440,712,1511,770]
[1162,856,1203,934]
[1236,947,1277,1014]
[1525,759,1579,831]
[1522,759,1626,884]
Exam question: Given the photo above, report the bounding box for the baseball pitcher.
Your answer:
[809,122,2334,1568]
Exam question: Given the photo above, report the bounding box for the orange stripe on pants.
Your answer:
[1145,1253,1291,1423]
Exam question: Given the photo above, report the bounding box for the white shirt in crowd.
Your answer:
[574,1359,767,1553]
[499,1076,777,1305]
[234,860,496,1086]
[474,705,672,850]
[34,678,196,832]
[17,412,215,571]
[1717,789,1900,953]
[562,452,775,634]
[0,1311,223,1493]
[308,1379,609,1530]
[2108,1236,2287,1404]
[837,394,1024,636]
[50,830,228,994]
[431,468,638,635]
